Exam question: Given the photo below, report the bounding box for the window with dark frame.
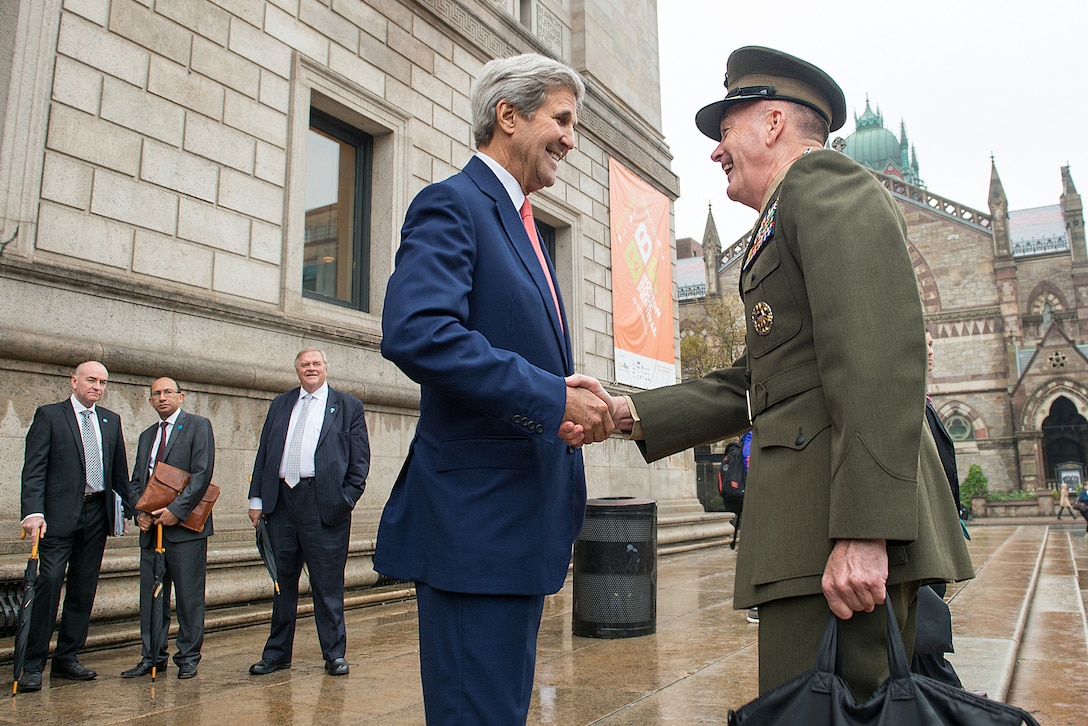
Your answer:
[303,108,373,311]
[538,220,556,267]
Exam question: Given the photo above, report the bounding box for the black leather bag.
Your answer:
[727,596,1041,725]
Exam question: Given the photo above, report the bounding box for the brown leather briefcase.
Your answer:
[136,461,220,533]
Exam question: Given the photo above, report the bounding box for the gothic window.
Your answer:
[1048,351,1068,368]
[945,414,974,441]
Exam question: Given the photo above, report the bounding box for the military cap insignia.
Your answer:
[752,301,774,335]
[743,199,777,270]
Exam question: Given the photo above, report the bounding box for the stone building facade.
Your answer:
[0,0,712,618]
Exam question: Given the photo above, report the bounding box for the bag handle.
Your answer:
[814,591,914,682]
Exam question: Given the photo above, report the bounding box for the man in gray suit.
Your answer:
[121,377,215,680]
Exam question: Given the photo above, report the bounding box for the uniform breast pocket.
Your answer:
[740,242,803,359]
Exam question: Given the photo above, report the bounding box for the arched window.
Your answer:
[945,414,974,441]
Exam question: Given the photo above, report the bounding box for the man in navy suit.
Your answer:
[247,349,369,677]
[122,377,215,680]
[376,53,612,724]
[19,360,131,692]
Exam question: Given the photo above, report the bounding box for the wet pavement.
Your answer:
[4,519,1086,724]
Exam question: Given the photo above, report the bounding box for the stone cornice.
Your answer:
[412,0,678,198]
[0,257,419,406]
[925,307,1003,323]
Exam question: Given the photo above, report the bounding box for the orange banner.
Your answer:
[609,158,675,388]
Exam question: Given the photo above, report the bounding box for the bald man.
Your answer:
[19,361,132,692]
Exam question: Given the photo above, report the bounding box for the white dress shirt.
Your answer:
[249,383,328,510]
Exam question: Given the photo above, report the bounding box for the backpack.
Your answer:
[718,440,747,512]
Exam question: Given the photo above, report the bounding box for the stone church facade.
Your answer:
[697,102,1088,495]
[0,1,720,620]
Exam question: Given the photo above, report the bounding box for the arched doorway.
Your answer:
[1041,396,1088,480]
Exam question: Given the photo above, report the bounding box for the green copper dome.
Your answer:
[839,98,923,186]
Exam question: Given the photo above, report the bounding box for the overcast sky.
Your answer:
[657,0,1088,247]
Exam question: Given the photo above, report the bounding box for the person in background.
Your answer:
[122,377,215,680]
[1056,480,1075,520]
[19,361,132,692]
[914,332,966,688]
[247,349,370,677]
[1077,481,1088,537]
[739,431,759,624]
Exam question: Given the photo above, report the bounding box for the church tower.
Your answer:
[1062,166,1086,265]
[701,203,722,299]
[1062,166,1088,341]
[988,159,1023,376]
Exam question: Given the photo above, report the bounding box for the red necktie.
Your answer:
[154,421,168,469]
[519,197,563,329]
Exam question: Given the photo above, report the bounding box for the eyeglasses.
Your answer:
[150,390,179,398]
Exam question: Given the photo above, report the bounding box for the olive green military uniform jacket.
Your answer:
[632,149,974,609]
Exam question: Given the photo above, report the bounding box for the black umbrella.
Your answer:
[12,530,39,696]
[149,524,167,682]
[255,517,280,594]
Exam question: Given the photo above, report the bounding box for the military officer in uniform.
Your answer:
[597,47,975,700]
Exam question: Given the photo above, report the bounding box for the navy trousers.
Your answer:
[415,582,545,725]
[262,478,350,662]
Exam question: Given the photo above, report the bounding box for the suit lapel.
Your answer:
[165,410,188,459]
[63,403,87,472]
[136,423,156,486]
[316,389,340,449]
[269,388,298,464]
[96,409,113,483]
[464,157,569,358]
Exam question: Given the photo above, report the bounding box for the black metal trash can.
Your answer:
[571,496,657,638]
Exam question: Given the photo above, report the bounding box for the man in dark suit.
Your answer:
[913,332,967,688]
[376,53,612,724]
[601,47,974,701]
[19,360,132,692]
[247,349,369,677]
[121,377,215,680]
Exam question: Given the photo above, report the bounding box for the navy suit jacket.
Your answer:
[248,386,369,526]
[129,409,216,545]
[375,155,587,596]
[21,399,130,537]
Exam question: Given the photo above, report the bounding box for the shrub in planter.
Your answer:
[960,464,988,514]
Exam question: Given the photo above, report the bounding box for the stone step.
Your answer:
[945,520,1088,721]
[1005,526,1088,724]
[0,501,735,659]
[945,523,1047,700]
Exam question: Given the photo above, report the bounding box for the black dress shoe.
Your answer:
[50,661,97,681]
[177,663,198,679]
[17,672,42,692]
[249,659,291,675]
[121,660,167,678]
[324,657,349,676]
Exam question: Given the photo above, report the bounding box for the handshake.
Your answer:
[559,374,634,447]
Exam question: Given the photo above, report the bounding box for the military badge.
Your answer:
[743,199,777,270]
[752,301,774,335]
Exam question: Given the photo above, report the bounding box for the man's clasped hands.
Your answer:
[559,374,635,447]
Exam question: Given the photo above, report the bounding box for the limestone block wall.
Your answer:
[0,0,691,565]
